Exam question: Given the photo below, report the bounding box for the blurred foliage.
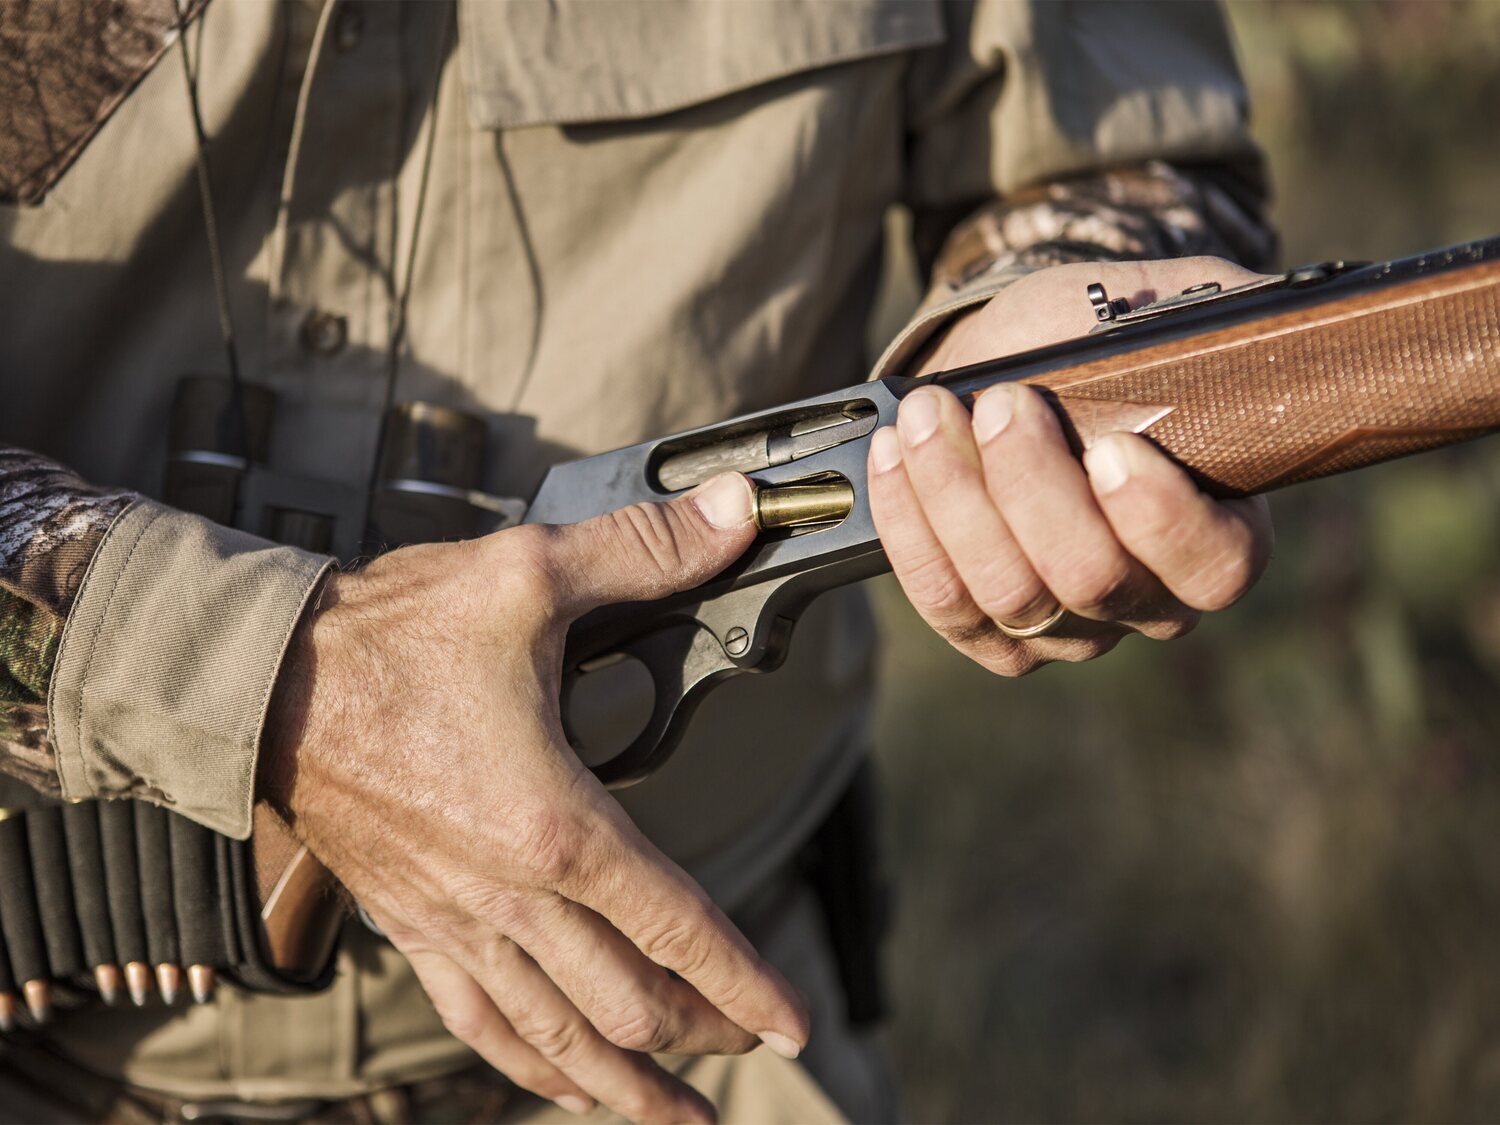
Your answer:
[872,3,1500,1121]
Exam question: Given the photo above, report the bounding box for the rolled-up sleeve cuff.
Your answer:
[868,263,1044,380]
[48,499,333,839]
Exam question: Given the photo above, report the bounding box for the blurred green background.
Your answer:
[872,2,1500,1121]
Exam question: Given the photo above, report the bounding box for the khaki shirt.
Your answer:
[0,0,1258,1097]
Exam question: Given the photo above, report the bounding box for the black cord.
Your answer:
[173,0,250,460]
[377,2,454,424]
[361,2,456,524]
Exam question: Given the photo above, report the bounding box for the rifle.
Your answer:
[258,234,1500,977]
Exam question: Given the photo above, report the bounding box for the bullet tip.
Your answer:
[188,964,216,1005]
[94,964,122,1006]
[22,980,52,1023]
[156,963,182,1006]
[0,993,17,1033]
[125,962,152,1007]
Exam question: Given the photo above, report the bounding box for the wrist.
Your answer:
[259,569,341,820]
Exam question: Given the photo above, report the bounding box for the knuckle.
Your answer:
[1186,549,1256,611]
[498,525,565,605]
[432,997,491,1046]
[979,639,1050,677]
[1145,611,1200,641]
[510,804,584,888]
[1054,556,1133,617]
[610,502,687,576]
[515,1014,589,1066]
[966,555,1046,623]
[448,879,529,936]
[938,616,1001,654]
[900,554,972,618]
[599,1002,673,1054]
[974,578,1054,627]
[707,971,750,1017]
[638,902,715,977]
[1054,635,1121,664]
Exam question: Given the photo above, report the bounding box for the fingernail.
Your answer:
[759,1030,803,1059]
[688,473,753,529]
[973,386,1015,443]
[869,426,902,473]
[897,390,941,445]
[1085,437,1131,494]
[555,1095,594,1116]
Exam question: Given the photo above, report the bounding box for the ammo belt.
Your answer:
[0,799,327,1030]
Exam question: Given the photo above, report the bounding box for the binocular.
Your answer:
[165,375,522,560]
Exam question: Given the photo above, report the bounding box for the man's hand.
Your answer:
[262,473,807,1124]
[869,256,1276,674]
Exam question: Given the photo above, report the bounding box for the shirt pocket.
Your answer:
[456,0,944,130]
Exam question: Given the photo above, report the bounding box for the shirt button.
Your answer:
[334,3,363,53]
[300,310,348,357]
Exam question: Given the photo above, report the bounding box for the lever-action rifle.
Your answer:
[262,235,1500,977]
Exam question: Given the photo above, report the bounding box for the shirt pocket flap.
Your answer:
[457,0,944,130]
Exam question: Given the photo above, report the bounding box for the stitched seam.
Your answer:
[47,497,144,797]
[237,556,335,840]
[69,503,165,797]
[467,35,944,130]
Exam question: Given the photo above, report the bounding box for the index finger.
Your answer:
[558,806,810,1059]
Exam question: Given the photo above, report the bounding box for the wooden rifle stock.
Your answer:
[952,252,1500,495]
[254,241,1500,979]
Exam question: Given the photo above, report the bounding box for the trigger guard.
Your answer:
[560,621,746,788]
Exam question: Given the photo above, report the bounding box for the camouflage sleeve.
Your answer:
[919,161,1277,314]
[0,446,136,796]
[873,161,1278,378]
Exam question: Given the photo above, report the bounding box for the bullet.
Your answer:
[22,979,51,1023]
[188,964,216,1005]
[94,963,122,1005]
[125,961,152,1006]
[752,477,856,531]
[0,993,16,1032]
[156,963,182,1006]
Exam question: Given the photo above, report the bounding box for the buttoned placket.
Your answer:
[264,0,406,459]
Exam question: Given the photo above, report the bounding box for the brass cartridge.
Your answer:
[752,478,855,531]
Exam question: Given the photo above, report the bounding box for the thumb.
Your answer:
[549,472,757,614]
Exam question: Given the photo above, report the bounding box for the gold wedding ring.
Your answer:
[996,603,1069,640]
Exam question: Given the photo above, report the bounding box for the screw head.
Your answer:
[724,626,750,656]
